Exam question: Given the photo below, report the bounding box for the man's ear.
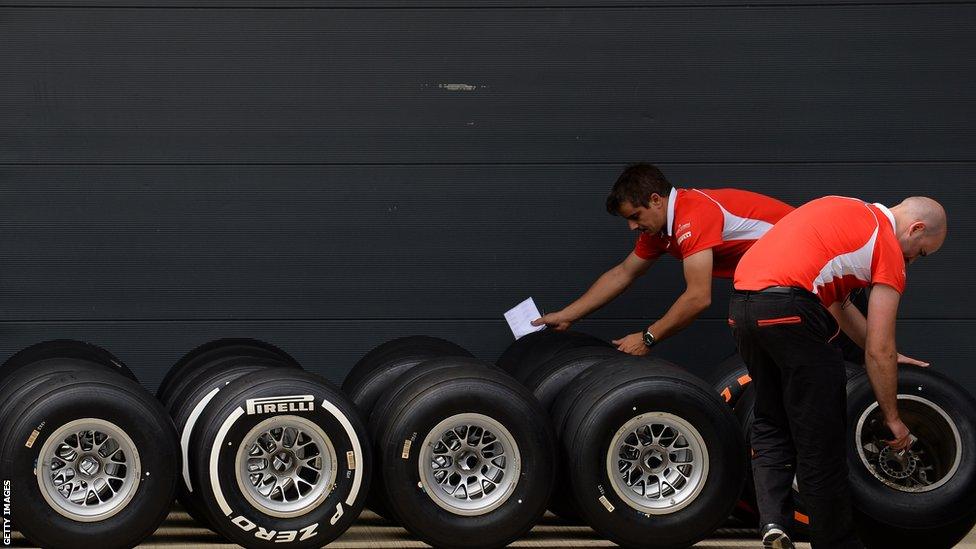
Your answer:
[910,221,926,236]
[648,193,663,207]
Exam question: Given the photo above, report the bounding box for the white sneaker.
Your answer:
[761,524,795,549]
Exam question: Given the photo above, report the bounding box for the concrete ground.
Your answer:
[10,509,976,548]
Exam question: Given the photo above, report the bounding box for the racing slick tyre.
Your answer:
[157,338,299,405]
[522,345,624,414]
[0,339,136,385]
[846,366,976,548]
[708,354,751,409]
[369,358,555,549]
[0,369,179,549]
[187,368,369,549]
[554,356,745,549]
[520,346,622,522]
[341,335,473,416]
[167,355,294,528]
[732,363,972,546]
[496,329,610,382]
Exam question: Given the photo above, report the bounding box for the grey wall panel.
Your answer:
[0,319,970,395]
[0,163,970,322]
[2,6,974,164]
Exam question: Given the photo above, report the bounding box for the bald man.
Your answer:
[730,196,946,549]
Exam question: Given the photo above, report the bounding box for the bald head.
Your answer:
[890,196,947,264]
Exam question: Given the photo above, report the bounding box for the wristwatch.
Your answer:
[642,329,657,348]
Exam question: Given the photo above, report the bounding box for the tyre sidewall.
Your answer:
[192,378,369,548]
[845,369,976,528]
[1,380,178,549]
[381,382,554,549]
[568,379,744,549]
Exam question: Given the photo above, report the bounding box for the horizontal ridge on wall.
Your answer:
[0,163,971,321]
[2,6,974,163]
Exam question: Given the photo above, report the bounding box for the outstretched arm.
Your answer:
[864,283,912,450]
[533,252,653,330]
[829,297,929,367]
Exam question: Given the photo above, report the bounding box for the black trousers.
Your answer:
[729,289,862,549]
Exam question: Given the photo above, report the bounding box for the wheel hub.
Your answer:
[855,395,961,493]
[235,415,337,518]
[607,412,709,515]
[641,445,668,473]
[78,455,102,477]
[36,419,141,522]
[419,413,521,516]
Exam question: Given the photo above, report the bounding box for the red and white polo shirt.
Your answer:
[634,187,794,279]
[734,196,907,308]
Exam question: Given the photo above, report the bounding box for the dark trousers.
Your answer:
[729,290,862,549]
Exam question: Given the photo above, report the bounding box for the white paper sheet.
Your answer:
[504,297,546,339]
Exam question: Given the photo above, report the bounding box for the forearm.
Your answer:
[562,267,634,320]
[865,344,900,423]
[647,291,710,342]
[833,302,868,349]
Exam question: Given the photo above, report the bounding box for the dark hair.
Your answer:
[606,163,672,215]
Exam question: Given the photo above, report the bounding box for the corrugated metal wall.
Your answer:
[1,1,974,393]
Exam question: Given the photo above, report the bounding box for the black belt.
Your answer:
[734,286,817,299]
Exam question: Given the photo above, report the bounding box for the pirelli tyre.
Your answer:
[496,329,610,382]
[733,363,974,548]
[0,368,179,549]
[0,339,136,384]
[167,355,295,528]
[187,368,369,549]
[847,366,976,548]
[708,354,752,409]
[522,346,624,414]
[342,335,473,416]
[519,346,622,521]
[157,338,300,405]
[553,356,745,549]
[368,357,555,549]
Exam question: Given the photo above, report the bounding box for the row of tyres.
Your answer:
[2,332,974,548]
[344,332,745,549]
[0,339,369,549]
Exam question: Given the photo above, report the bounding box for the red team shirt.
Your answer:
[634,188,794,278]
[734,196,907,308]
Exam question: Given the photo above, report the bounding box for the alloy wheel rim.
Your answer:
[607,412,709,515]
[855,395,961,493]
[235,415,337,518]
[418,413,521,516]
[36,418,142,522]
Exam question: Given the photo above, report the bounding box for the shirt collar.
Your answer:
[665,187,678,237]
[873,202,897,231]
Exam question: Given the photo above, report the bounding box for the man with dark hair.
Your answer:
[730,196,946,549]
[533,163,794,354]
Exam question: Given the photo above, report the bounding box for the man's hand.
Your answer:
[612,332,649,356]
[532,310,576,331]
[897,353,930,367]
[885,417,913,451]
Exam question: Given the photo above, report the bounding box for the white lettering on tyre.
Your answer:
[231,515,320,543]
[245,395,315,415]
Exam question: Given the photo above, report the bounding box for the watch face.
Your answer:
[643,331,655,347]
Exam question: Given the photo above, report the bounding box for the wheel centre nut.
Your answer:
[271,450,296,473]
[642,445,668,473]
[457,450,481,472]
[78,455,101,477]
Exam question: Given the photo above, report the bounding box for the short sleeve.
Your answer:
[674,204,724,258]
[871,232,907,294]
[634,232,667,260]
